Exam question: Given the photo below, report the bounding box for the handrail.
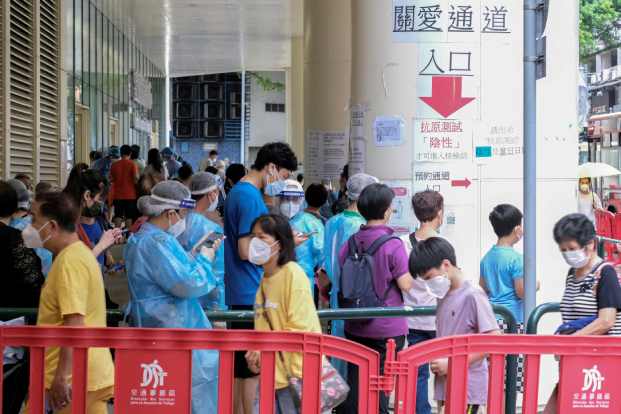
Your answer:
[525,302,561,334]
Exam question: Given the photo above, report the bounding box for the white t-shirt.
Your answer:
[401,234,437,332]
[577,191,602,223]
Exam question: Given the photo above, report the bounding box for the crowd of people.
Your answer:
[0,141,620,414]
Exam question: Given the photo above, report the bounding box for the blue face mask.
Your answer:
[264,166,287,197]
[265,180,286,197]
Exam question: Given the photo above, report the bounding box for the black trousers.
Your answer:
[339,332,406,414]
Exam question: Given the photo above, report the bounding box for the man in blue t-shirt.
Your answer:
[480,204,537,324]
[224,142,298,413]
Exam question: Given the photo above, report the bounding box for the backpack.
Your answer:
[338,234,400,309]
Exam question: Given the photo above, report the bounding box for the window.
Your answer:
[265,103,285,113]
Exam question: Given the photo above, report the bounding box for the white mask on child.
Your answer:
[425,274,451,299]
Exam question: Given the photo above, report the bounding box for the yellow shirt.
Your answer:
[37,241,115,391]
[254,261,321,389]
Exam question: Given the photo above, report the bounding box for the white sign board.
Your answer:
[385,180,414,235]
[306,131,348,181]
[374,116,405,147]
[349,104,367,175]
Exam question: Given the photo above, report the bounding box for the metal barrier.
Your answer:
[0,305,519,414]
[525,302,561,334]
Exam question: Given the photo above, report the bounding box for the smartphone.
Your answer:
[299,230,318,238]
[108,263,125,273]
[204,232,225,248]
[191,232,225,254]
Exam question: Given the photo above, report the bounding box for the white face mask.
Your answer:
[280,201,301,219]
[168,213,186,238]
[22,222,50,249]
[562,248,590,269]
[207,194,219,212]
[425,274,451,299]
[248,237,278,266]
[580,183,590,193]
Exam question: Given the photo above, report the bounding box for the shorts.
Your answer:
[228,304,259,379]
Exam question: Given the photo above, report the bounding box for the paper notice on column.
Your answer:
[321,132,348,180]
[305,130,322,180]
[349,104,367,175]
[306,130,348,181]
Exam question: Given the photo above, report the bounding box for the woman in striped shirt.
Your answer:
[543,213,621,414]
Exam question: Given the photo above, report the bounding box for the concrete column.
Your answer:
[350,0,417,181]
[287,36,305,160]
[303,0,352,182]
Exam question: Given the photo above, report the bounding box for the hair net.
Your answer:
[190,172,218,195]
[347,173,379,201]
[278,179,305,198]
[7,179,30,209]
[138,181,196,216]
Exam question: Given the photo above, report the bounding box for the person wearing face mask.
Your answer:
[577,176,603,224]
[0,180,45,310]
[400,190,444,414]
[542,214,621,414]
[337,183,415,414]
[480,204,540,325]
[243,214,322,413]
[177,172,226,311]
[410,237,501,414]
[7,178,53,277]
[25,191,114,414]
[288,183,328,298]
[63,167,122,261]
[223,142,298,414]
[124,180,219,414]
[321,172,378,384]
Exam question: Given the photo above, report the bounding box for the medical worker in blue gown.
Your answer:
[281,180,327,297]
[178,172,226,311]
[124,180,219,414]
[322,173,378,376]
[7,179,53,276]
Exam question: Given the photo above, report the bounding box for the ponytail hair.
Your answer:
[63,165,106,207]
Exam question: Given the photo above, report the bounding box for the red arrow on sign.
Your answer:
[451,178,471,189]
[419,76,475,118]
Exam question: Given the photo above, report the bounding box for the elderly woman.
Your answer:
[124,180,219,413]
[544,213,621,413]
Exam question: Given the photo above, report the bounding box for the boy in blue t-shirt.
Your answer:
[480,204,526,323]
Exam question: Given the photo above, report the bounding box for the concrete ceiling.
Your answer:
[97,0,303,76]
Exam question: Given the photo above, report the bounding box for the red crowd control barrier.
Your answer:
[391,334,621,414]
[6,328,621,413]
[0,326,384,414]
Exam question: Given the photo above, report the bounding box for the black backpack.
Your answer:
[338,234,400,309]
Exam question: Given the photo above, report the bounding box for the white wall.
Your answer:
[248,71,287,150]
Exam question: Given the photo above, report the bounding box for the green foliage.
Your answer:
[247,72,285,92]
[580,0,620,58]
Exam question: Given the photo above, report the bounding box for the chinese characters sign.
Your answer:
[414,119,473,163]
[306,131,348,181]
[115,349,192,414]
[559,356,621,412]
[393,0,511,43]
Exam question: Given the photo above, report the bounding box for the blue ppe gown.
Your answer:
[290,211,325,295]
[177,211,226,310]
[9,216,53,277]
[322,210,366,377]
[124,222,219,414]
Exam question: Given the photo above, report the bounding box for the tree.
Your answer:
[580,0,620,58]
